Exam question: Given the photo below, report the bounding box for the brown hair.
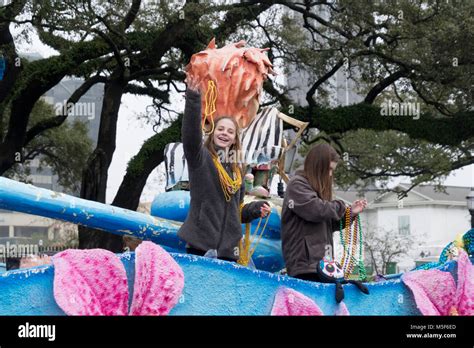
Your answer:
[299,143,340,200]
[204,116,243,174]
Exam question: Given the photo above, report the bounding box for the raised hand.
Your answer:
[185,73,202,92]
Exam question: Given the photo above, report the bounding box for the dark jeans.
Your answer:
[185,247,235,262]
[295,272,323,282]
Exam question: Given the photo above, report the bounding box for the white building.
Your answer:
[335,184,472,273]
[0,209,52,240]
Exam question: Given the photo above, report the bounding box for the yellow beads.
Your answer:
[238,217,270,266]
[203,80,217,135]
[212,155,242,202]
[340,207,359,278]
[238,223,252,266]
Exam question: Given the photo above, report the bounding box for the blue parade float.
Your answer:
[0,176,473,315]
[151,190,283,240]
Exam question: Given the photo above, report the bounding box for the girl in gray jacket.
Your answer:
[178,78,271,262]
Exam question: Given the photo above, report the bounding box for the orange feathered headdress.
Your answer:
[186,38,275,129]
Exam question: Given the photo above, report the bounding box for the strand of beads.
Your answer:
[339,208,366,280]
[203,80,217,135]
[340,207,356,277]
[340,207,351,273]
[347,214,359,276]
[357,214,367,280]
[212,155,242,202]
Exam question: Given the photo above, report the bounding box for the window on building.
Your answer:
[35,182,53,190]
[398,215,410,235]
[0,226,9,238]
[14,226,49,239]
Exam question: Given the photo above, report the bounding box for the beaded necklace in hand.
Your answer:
[339,207,366,280]
[203,80,217,135]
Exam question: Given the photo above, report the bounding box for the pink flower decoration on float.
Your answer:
[402,249,474,316]
[52,241,184,316]
[271,287,350,316]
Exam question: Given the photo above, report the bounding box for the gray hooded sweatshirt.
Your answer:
[177,89,265,260]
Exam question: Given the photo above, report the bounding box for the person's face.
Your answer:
[213,118,236,149]
[329,161,338,177]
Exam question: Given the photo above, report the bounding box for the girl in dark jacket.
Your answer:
[281,143,367,281]
[177,77,271,262]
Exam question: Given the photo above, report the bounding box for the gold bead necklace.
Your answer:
[212,155,242,202]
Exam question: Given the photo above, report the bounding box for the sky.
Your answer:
[12,22,474,205]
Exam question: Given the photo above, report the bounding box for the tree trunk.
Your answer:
[368,248,379,275]
[78,74,125,252]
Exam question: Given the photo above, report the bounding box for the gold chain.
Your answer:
[238,216,270,266]
[203,80,217,135]
[341,207,359,278]
[212,155,242,202]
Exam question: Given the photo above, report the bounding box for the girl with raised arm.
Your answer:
[177,76,271,262]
